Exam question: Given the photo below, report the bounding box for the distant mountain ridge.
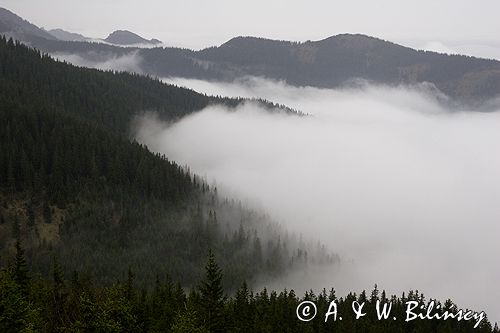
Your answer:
[0,7,56,41]
[2,6,500,104]
[196,35,500,102]
[48,28,90,42]
[104,29,162,45]
[31,33,500,104]
[0,7,161,46]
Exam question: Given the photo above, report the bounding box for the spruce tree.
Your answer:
[198,250,225,333]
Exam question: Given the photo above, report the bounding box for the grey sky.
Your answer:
[1,0,500,58]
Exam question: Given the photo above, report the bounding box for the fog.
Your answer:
[52,51,143,73]
[135,78,500,322]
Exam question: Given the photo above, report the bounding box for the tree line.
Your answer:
[0,246,497,332]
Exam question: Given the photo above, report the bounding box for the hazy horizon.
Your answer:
[1,0,500,60]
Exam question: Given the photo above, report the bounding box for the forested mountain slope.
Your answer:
[0,36,325,288]
[198,35,500,101]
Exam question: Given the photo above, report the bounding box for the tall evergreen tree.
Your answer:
[198,250,226,333]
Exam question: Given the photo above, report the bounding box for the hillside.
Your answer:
[0,36,323,288]
[197,35,500,101]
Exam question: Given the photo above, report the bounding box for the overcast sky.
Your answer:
[1,0,500,58]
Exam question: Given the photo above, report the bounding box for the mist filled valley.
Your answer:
[1,3,500,331]
[138,78,500,320]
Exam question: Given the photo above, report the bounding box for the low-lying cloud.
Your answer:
[137,78,500,322]
[52,51,143,73]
